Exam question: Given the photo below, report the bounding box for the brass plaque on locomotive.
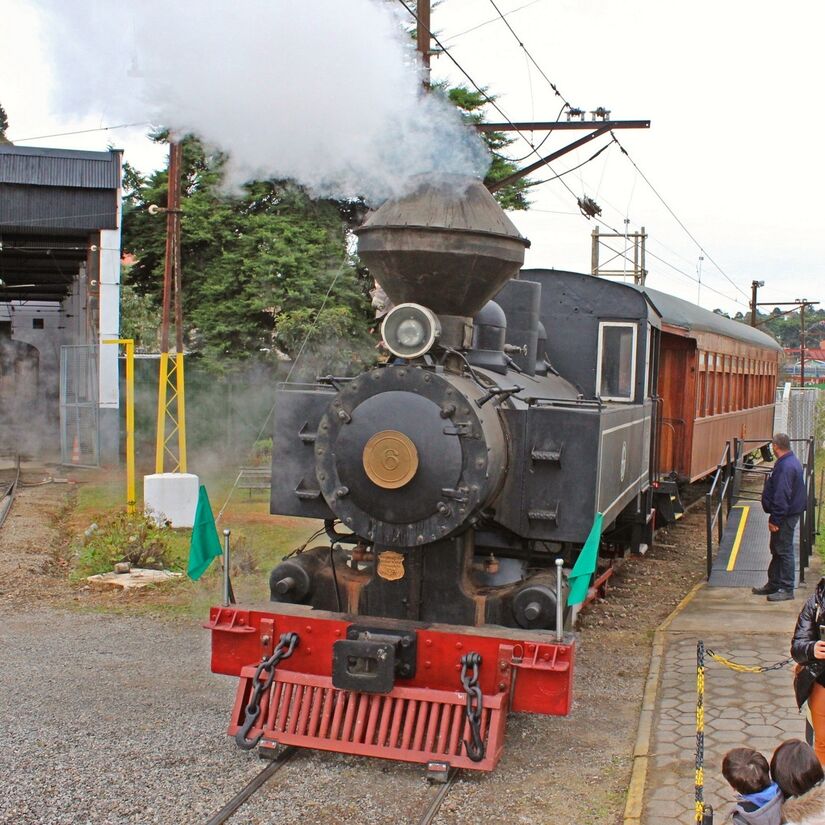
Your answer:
[376,550,405,581]
[362,430,419,489]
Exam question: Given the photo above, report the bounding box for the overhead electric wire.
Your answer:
[395,0,581,207]
[441,0,544,43]
[485,0,574,109]
[8,121,151,143]
[472,1,751,308]
[611,134,750,300]
[531,141,614,186]
[401,0,746,310]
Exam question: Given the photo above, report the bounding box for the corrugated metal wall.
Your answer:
[0,146,120,188]
[0,185,118,231]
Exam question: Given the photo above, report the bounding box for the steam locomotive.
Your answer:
[207,175,777,772]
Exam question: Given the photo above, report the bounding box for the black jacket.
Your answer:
[762,451,807,527]
[791,578,825,708]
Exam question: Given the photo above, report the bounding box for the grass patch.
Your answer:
[72,509,180,578]
[66,464,321,615]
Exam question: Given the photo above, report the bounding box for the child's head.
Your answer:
[771,739,824,798]
[722,747,771,795]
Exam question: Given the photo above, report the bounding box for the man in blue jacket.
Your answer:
[752,433,807,601]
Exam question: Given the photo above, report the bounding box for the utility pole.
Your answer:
[400,0,651,192]
[797,298,807,388]
[750,280,764,327]
[416,0,431,87]
[155,141,188,473]
[755,299,820,386]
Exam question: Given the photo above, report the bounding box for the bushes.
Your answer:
[74,510,176,578]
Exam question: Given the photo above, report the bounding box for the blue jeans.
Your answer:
[767,513,800,592]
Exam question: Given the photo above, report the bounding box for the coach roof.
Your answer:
[637,285,782,351]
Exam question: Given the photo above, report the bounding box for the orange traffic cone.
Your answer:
[71,434,81,464]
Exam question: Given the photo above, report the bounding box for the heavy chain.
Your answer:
[234,632,299,750]
[695,641,705,825]
[706,648,794,673]
[460,652,485,763]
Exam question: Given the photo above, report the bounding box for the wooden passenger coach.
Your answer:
[644,288,782,482]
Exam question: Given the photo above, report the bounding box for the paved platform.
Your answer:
[633,569,819,824]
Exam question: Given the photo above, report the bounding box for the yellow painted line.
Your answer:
[725,506,751,572]
[623,580,704,824]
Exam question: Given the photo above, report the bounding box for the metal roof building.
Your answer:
[0,144,123,464]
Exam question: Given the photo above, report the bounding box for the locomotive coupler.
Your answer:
[332,625,417,694]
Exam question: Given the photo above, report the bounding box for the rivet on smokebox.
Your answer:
[113,562,131,574]
[425,661,431,668]
[455,642,463,650]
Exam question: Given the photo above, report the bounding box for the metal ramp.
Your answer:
[708,502,800,587]
[704,436,816,589]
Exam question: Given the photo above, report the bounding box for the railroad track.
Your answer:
[204,746,461,825]
[0,455,20,530]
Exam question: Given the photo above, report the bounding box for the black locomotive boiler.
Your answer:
[208,176,663,771]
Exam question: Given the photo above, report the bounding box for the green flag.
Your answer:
[187,485,223,580]
[566,512,604,608]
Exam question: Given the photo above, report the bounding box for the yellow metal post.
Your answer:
[175,351,187,473]
[103,339,136,514]
[155,352,186,474]
[155,351,169,473]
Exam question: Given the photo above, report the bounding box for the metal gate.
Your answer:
[60,345,99,467]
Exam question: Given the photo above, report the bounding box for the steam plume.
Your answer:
[33,0,490,202]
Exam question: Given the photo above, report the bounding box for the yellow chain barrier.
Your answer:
[695,642,794,823]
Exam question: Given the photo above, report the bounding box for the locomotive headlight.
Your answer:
[397,318,425,347]
[381,303,440,359]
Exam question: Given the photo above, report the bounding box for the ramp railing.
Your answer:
[724,436,816,584]
[705,442,734,579]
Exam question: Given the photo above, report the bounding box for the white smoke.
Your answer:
[33,0,490,202]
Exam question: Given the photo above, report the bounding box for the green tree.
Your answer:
[119,280,158,351]
[122,135,371,371]
[446,84,534,211]
[0,103,10,144]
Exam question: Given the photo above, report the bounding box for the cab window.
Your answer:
[597,322,637,401]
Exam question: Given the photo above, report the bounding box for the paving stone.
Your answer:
[648,784,684,802]
[743,724,783,738]
[708,717,747,732]
[644,798,691,820]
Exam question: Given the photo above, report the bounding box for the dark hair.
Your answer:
[722,747,771,795]
[771,739,824,798]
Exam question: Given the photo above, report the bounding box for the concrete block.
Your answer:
[144,473,200,527]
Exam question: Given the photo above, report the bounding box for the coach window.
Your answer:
[597,322,637,401]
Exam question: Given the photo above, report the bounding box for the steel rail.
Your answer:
[0,456,21,531]
[204,746,297,825]
[418,768,460,825]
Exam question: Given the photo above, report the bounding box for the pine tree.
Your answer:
[0,103,11,144]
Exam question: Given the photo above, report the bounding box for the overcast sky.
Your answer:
[2,0,822,317]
